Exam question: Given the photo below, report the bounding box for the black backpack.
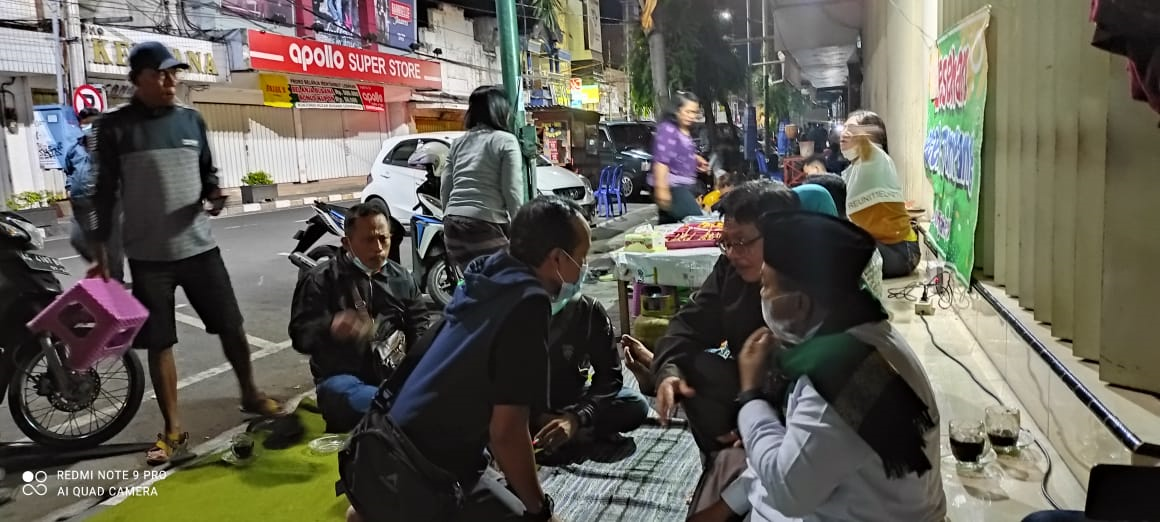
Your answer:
[336,317,466,521]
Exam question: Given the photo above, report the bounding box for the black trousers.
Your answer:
[646,352,740,456]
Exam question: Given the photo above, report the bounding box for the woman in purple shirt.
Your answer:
[650,92,708,224]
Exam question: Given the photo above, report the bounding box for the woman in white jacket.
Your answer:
[691,211,946,522]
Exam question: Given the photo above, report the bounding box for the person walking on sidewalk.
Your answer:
[65,107,126,283]
[84,41,284,465]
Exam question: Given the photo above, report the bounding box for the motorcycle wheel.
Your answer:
[8,338,146,449]
[425,258,456,308]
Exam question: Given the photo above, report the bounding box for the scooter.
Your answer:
[409,166,458,308]
[0,211,145,449]
[287,200,404,281]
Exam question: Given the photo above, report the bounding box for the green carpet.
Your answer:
[87,403,349,522]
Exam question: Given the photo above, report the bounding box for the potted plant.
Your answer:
[6,191,58,227]
[48,191,71,218]
[240,171,277,204]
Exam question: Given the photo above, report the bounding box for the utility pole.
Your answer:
[743,0,756,161]
[761,0,771,153]
[495,0,536,201]
[51,0,66,104]
[623,0,634,120]
[64,0,86,95]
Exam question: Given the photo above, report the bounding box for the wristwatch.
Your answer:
[526,493,555,521]
[736,387,768,409]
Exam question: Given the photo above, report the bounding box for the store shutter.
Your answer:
[342,110,389,178]
[299,109,348,181]
[244,105,300,184]
[196,103,251,188]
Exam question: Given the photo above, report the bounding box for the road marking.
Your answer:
[14,313,292,443]
[60,255,81,260]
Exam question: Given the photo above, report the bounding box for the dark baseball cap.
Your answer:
[128,41,190,73]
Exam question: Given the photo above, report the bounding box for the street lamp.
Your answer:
[717,9,732,22]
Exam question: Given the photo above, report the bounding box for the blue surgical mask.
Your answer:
[551,296,572,316]
[81,124,92,133]
[552,251,586,313]
[350,253,380,275]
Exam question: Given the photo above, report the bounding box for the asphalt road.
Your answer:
[0,202,653,521]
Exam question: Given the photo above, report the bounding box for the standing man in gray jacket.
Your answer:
[85,42,284,465]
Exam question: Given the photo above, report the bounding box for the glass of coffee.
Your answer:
[985,405,1021,455]
[231,432,255,461]
[949,419,988,472]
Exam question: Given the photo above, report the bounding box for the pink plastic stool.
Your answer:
[26,279,149,371]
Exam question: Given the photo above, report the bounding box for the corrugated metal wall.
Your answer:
[197,104,397,188]
[864,0,1160,393]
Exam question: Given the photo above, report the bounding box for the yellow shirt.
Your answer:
[702,190,722,212]
[850,202,917,245]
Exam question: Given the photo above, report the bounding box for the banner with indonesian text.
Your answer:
[259,74,386,112]
[922,6,991,284]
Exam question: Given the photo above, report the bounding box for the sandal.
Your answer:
[239,395,287,417]
[146,432,189,466]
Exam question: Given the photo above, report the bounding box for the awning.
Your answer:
[410,92,467,111]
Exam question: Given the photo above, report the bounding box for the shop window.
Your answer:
[386,140,419,166]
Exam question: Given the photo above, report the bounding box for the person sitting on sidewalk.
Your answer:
[692,211,944,522]
[346,196,591,522]
[289,202,430,432]
[532,294,650,463]
[621,179,800,456]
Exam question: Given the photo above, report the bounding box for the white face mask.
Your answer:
[761,294,821,346]
[841,147,859,161]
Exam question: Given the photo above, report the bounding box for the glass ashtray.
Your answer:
[307,434,350,455]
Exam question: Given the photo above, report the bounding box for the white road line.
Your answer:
[14,314,292,443]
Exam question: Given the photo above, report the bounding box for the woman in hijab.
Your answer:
[440,85,526,272]
[792,184,884,300]
[651,91,709,224]
[840,110,920,278]
[694,212,946,522]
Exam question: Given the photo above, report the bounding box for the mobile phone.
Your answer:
[207,195,228,213]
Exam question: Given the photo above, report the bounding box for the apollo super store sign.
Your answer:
[246,30,441,91]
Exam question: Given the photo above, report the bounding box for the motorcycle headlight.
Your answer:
[0,218,36,248]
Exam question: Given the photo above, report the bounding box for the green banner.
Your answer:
[923,7,991,284]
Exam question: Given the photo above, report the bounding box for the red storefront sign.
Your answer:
[246,30,441,90]
[357,84,386,112]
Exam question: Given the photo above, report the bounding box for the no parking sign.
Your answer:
[72,84,106,115]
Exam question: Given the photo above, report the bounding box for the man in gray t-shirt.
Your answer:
[85,42,283,466]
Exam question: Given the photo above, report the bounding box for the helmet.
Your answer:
[408,141,450,171]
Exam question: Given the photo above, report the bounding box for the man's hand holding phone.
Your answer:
[204,188,228,216]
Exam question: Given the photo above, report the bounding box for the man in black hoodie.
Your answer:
[533,295,650,460]
[289,203,430,432]
[347,196,591,522]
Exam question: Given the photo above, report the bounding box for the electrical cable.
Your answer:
[912,297,1065,511]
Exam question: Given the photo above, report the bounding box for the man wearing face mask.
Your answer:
[345,196,590,522]
[690,211,945,522]
[289,202,430,432]
[532,294,650,463]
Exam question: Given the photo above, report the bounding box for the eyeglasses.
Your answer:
[716,235,761,254]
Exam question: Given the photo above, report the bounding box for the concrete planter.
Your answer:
[17,206,58,227]
[240,184,278,204]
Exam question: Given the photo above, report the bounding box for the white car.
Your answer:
[361,132,597,225]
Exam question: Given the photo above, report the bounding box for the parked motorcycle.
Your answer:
[408,141,458,308]
[287,200,404,281]
[410,193,457,308]
[0,211,145,449]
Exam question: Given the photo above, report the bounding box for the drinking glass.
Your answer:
[985,405,1021,455]
[948,419,988,472]
[231,432,255,461]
